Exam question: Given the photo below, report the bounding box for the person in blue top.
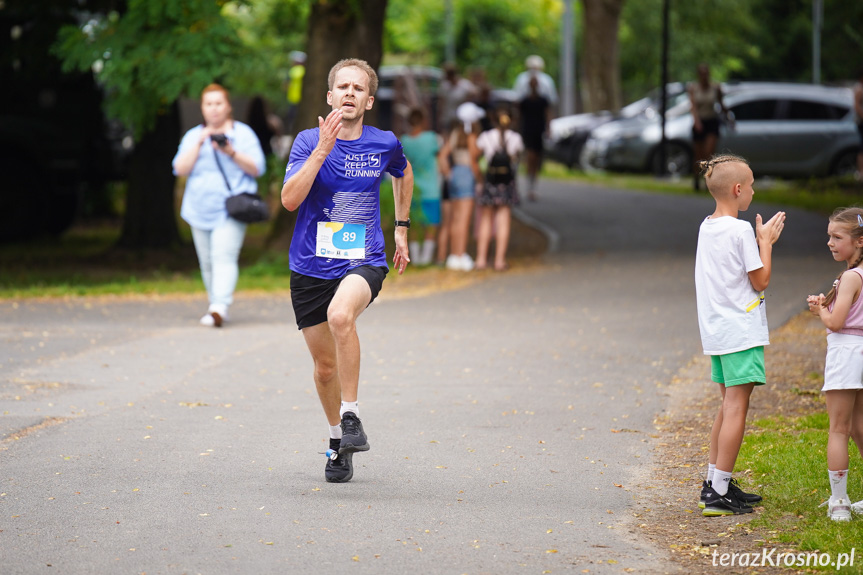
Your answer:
[400,107,441,265]
[172,83,266,328]
[281,58,414,483]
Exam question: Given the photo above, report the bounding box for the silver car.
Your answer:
[545,83,686,168]
[580,82,860,178]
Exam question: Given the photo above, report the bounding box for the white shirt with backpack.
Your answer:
[477,128,524,165]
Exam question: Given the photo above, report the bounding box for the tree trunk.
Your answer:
[118,100,182,249]
[267,0,388,251]
[580,0,625,113]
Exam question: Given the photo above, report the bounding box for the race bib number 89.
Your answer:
[316,222,366,259]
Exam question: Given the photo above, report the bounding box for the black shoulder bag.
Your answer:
[213,145,270,224]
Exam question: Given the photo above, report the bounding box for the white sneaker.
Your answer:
[458,253,475,271]
[420,240,436,265]
[824,497,852,521]
[409,241,421,264]
[851,499,863,515]
[199,305,228,328]
[445,254,461,270]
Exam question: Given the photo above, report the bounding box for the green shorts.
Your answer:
[710,346,766,387]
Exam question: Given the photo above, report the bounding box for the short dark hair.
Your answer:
[408,108,426,127]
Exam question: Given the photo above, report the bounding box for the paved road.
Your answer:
[0,179,839,574]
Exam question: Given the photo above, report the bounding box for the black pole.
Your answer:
[657,0,669,176]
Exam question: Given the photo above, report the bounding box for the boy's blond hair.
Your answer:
[698,153,749,196]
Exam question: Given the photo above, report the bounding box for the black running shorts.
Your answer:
[289,265,388,330]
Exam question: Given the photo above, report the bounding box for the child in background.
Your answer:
[694,154,785,516]
[807,207,863,521]
[439,108,483,272]
[400,108,441,265]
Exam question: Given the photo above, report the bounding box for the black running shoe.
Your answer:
[339,412,370,454]
[698,480,711,509]
[702,485,754,517]
[325,438,353,483]
[728,478,762,506]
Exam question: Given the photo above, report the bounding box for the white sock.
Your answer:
[829,469,849,501]
[713,469,732,496]
[707,463,716,484]
[421,239,436,265]
[409,241,420,262]
[329,424,342,440]
[340,401,358,418]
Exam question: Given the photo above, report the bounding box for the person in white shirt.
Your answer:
[437,63,477,134]
[475,112,524,271]
[512,55,558,110]
[694,154,785,517]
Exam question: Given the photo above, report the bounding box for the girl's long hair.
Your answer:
[823,207,863,307]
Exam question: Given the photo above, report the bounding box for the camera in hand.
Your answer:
[211,133,228,147]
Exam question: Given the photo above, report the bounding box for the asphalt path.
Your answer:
[0,178,841,574]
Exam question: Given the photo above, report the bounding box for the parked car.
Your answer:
[546,83,686,168]
[374,65,518,136]
[375,65,443,134]
[580,83,860,178]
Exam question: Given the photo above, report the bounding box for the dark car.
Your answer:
[375,65,443,135]
[545,83,686,168]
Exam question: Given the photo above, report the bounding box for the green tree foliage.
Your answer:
[53,0,245,139]
[224,0,310,111]
[745,0,863,83]
[619,0,757,102]
[620,0,863,105]
[385,0,562,88]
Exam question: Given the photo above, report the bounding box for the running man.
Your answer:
[281,58,414,483]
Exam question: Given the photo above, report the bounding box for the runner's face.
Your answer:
[827,222,863,264]
[327,66,374,121]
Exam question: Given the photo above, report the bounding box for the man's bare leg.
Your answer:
[327,274,373,404]
[302,321,353,482]
[301,323,341,426]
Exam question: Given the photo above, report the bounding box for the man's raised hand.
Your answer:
[316,108,343,155]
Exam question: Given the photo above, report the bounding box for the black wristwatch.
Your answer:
[394,219,411,229]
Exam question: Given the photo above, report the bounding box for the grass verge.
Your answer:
[740,413,863,570]
[3,166,859,299]
[0,220,291,299]
[649,313,863,574]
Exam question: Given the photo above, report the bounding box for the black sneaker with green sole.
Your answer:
[728,478,762,505]
[325,438,354,483]
[702,485,754,517]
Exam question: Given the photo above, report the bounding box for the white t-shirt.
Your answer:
[694,216,769,355]
[513,71,558,105]
[476,129,524,163]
